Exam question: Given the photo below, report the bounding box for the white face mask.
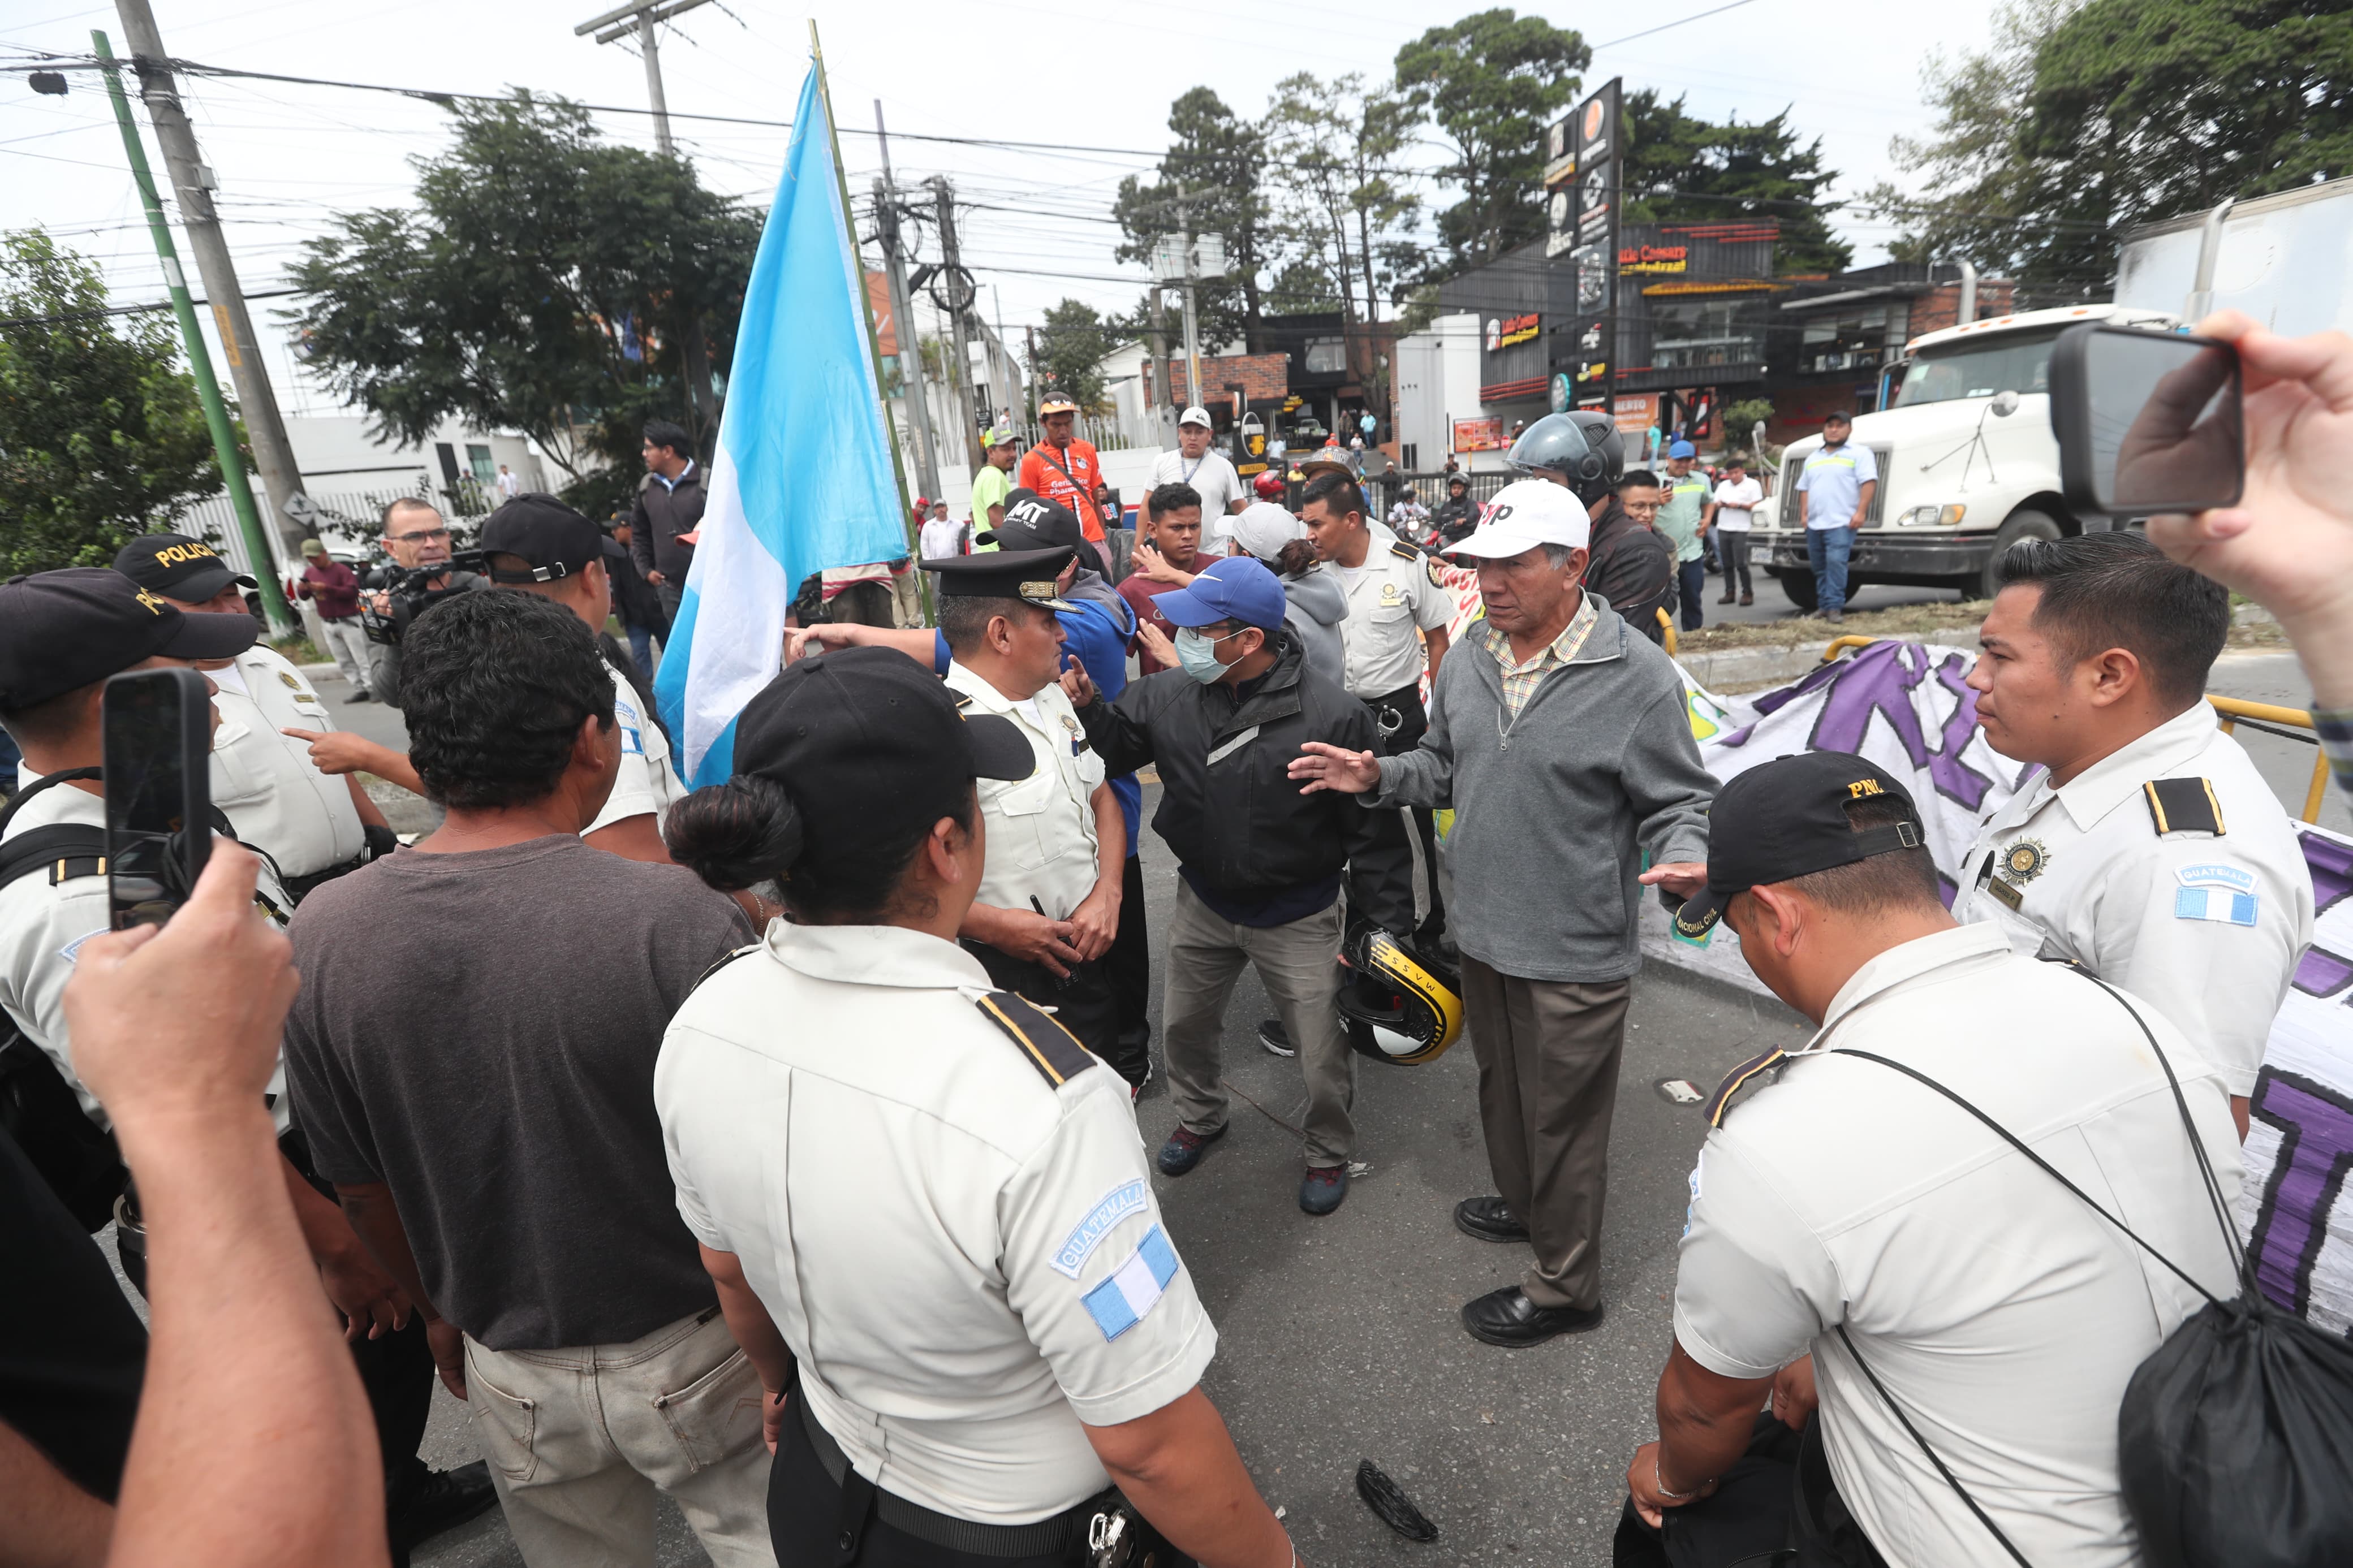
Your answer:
[1173,626,1244,684]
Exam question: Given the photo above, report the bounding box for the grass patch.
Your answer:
[268,633,324,664]
[1677,599,1994,654]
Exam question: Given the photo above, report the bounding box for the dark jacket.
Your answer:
[1586,499,1675,646]
[1077,629,1415,934]
[630,463,706,582]
[1432,494,1477,545]
[604,539,667,631]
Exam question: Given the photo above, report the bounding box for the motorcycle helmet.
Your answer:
[1252,470,1288,501]
[1506,410,1623,507]
[1335,926,1465,1066]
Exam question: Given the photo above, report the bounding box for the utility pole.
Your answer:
[576,0,720,435]
[1148,288,1174,440]
[93,29,291,635]
[991,286,1016,433]
[1024,324,1041,427]
[872,103,940,502]
[1174,191,1204,411]
[926,176,982,471]
[114,0,305,628]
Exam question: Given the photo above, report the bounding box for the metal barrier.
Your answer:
[1821,636,2331,825]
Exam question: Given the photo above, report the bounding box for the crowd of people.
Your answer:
[2,311,2351,1568]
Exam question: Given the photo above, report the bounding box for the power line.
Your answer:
[1592,0,1765,51]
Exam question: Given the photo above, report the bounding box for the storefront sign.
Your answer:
[1490,312,1540,349]
[1619,244,1690,274]
[1613,394,1658,437]
[1452,417,1505,453]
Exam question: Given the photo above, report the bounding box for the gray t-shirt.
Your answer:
[282,834,751,1350]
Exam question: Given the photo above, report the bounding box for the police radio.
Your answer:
[101,667,214,930]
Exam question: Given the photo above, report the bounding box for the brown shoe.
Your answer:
[1739,593,1753,606]
[1716,593,1735,604]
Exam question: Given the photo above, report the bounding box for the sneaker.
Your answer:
[1257,1018,1295,1057]
[1827,610,1845,624]
[1128,1059,1153,1103]
[1299,1164,1349,1216]
[1156,1124,1225,1176]
[343,689,374,704]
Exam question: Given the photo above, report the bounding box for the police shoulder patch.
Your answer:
[2144,776,2225,838]
[976,991,1099,1087]
[1424,554,1446,588]
[1389,540,1418,563]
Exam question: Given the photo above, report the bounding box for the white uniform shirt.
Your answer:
[945,663,1106,922]
[1151,446,1245,519]
[1677,923,2241,1568]
[1326,539,1451,698]
[1710,476,1762,532]
[656,922,1216,1524]
[208,645,366,878]
[1,771,291,1130]
[585,659,682,839]
[1951,702,2313,1095]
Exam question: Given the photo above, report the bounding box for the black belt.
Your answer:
[796,1391,1106,1560]
[281,853,367,904]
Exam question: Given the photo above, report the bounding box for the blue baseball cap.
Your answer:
[1150,555,1287,632]
[1667,439,1697,459]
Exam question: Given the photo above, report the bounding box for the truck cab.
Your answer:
[1750,303,2178,608]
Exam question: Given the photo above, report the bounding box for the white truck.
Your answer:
[1748,175,2353,608]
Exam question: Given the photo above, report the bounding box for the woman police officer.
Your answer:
[653,645,1298,1568]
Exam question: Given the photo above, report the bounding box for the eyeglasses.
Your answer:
[390,528,451,544]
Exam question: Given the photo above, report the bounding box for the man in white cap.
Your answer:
[1153,407,1247,539]
[1291,478,1715,1349]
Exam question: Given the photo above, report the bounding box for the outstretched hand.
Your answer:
[1289,742,1382,795]
[1638,861,1708,900]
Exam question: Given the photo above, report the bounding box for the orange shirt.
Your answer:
[1018,439,1106,541]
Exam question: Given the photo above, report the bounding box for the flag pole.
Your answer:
[809,20,934,627]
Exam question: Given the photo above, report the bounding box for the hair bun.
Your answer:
[662,776,802,893]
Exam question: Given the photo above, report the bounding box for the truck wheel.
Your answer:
[1773,568,1818,612]
[1967,509,2062,600]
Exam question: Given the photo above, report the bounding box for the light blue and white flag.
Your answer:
[654,60,908,788]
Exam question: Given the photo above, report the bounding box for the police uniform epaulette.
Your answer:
[975,990,1099,1087]
[951,690,976,710]
[1701,1047,1788,1129]
[1389,541,1419,562]
[2143,777,2225,838]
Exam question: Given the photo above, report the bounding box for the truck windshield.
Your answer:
[1894,329,2064,407]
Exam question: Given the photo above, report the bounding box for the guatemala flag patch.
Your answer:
[2175,863,2259,926]
[1080,1225,1181,1341]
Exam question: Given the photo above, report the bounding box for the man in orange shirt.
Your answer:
[1018,398,1107,555]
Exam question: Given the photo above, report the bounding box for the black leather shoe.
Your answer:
[1454,1195,1529,1243]
[389,1459,498,1556]
[1460,1285,1604,1347]
[343,689,374,704]
[1157,1124,1226,1176]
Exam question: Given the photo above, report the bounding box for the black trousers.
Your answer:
[1364,683,1446,950]
[767,1388,1080,1567]
[1611,1414,1889,1568]
[1106,853,1152,1049]
[965,939,1142,1086]
[1716,532,1753,598]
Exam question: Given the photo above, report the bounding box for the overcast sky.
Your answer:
[1,0,2000,405]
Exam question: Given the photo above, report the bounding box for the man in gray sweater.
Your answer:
[1292,479,1713,1348]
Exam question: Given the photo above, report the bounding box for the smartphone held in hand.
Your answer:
[2050,323,2245,520]
[102,667,213,930]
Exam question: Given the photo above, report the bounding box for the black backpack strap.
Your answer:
[1830,1325,2033,1567]
[0,768,102,841]
[0,824,109,892]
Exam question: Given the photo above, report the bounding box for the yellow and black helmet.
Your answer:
[1335,927,1464,1066]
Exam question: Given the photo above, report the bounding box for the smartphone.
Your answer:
[102,668,214,930]
[2049,323,2244,520]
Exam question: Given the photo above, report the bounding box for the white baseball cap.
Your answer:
[1443,478,1591,557]
[1227,500,1304,563]
[1178,406,1213,429]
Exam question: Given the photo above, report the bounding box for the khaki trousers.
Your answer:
[1161,881,1355,1167]
[1458,956,1631,1311]
[462,1307,777,1568]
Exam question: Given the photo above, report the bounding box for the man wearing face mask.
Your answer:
[1061,556,1413,1216]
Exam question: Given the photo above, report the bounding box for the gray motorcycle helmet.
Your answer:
[1506,410,1623,507]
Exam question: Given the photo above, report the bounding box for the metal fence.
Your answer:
[173,481,494,576]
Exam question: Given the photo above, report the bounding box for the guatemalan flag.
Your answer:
[654,59,909,788]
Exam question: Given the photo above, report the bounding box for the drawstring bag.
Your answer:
[1833,969,2353,1568]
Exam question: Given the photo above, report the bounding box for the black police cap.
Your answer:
[112,533,257,604]
[479,495,603,583]
[0,568,257,710]
[1674,751,1925,939]
[732,646,1034,866]
[921,545,1078,610]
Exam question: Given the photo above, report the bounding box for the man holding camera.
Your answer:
[0,569,496,1561]
[362,497,485,711]
[112,534,398,901]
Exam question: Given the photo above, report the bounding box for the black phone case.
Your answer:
[2048,321,2244,521]
[102,666,214,928]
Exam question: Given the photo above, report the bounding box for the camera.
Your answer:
[361,548,489,645]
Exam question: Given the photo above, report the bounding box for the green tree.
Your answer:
[1263,73,1424,325]
[1394,8,1589,275]
[1870,0,2353,293]
[1114,88,1274,349]
[287,92,759,490]
[1032,299,1114,413]
[0,230,225,574]
[1621,92,1852,275]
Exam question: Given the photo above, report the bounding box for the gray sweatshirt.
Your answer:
[1371,594,1714,982]
[1281,570,1347,689]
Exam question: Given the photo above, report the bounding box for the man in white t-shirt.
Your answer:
[918,500,967,562]
[1706,457,1763,607]
[1152,407,1246,525]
